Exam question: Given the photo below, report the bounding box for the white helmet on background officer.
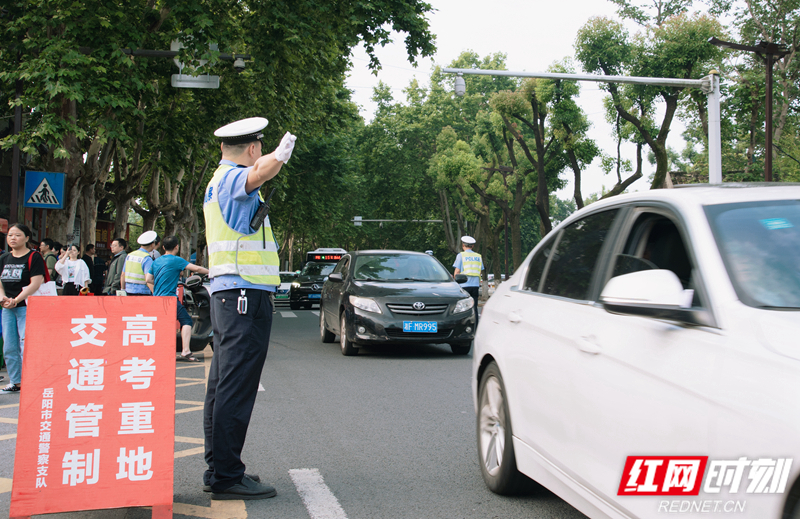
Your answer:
[461,236,476,248]
[138,230,158,246]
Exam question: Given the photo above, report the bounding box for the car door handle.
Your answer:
[508,311,521,323]
[578,338,602,355]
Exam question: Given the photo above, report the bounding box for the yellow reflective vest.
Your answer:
[124,250,149,285]
[203,163,280,286]
[461,252,483,277]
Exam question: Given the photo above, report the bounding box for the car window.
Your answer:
[353,254,451,282]
[705,200,800,309]
[279,274,296,283]
[333,257,350,276]
[611,212,702,308]
[302,262,336,276]
[523,236,556,293]
[541,209,619,300]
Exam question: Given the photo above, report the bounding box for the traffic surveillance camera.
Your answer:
[455,74,466,97]
[233,58,246,73]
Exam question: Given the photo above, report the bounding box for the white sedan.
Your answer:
[472,184,800,519]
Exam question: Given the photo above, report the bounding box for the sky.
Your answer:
[344,0,697,201]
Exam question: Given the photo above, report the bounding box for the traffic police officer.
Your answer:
[120,230,158,295]
[453,235,483,324]
[202,117,296,500]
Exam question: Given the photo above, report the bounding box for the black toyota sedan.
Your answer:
[319,250,476,356]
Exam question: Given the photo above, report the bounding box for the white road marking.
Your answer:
[311,310,320,316]
[289,468,348,519]
[258,383,265,392]
[280,311,297,318]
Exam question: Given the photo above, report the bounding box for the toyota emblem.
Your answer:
[413,302,426,310]
[312,284,320,290]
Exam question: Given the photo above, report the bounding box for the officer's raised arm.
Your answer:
[245,132,296,192]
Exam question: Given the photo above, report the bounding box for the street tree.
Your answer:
[574,13,723,189]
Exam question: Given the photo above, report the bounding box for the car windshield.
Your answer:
[301,262,335,276]
[706,200,800,309]
[353,254,452,282]
[279,274,296,283]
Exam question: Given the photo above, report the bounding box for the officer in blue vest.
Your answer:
[453,235,483,325]
[202,117,296,500]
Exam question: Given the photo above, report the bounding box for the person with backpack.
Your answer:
[39,238,58,281]
[0,223,46,393]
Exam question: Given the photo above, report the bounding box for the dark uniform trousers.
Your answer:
[463,285,480,325]
[203,288,273,491]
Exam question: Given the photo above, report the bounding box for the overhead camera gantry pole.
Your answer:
[442,67,722,184]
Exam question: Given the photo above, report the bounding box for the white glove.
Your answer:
[274,132,297,164]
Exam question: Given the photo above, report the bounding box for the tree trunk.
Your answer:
[491,215,504,284]
[439,190,461,254]
[114,199,131,241]
[80,183,97,252]
[287,232,295,271]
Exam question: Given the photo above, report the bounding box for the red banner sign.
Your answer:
[10,296,176,517]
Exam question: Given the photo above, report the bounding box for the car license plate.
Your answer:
[308,293,321,299]
[403,321,437,333]
[275,294,288,300]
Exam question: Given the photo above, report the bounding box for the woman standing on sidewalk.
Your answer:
[0,224,46,393]
[55,244,91,295]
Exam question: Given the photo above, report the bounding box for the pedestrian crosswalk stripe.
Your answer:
[311,310,320,316]
[280,311,297,318]
[258,383,265,392]
[290,468,348,519]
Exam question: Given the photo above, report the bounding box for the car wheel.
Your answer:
[320,308,335,343]
[340,313,358,356]
[450,342,471,355]
[290,302,300,310]
[478,362,529,494]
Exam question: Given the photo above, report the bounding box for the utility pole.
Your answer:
[708,37,790,181]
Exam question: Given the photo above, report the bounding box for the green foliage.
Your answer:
[575,11,723,189]
[608,0,692,26]
[0,0,436,250]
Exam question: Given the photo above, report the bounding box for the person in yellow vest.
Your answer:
[202,117,296,501]
[120,231,158,295]
[453,235,484,325]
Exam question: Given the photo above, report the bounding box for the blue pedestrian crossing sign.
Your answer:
[24,171,65,209]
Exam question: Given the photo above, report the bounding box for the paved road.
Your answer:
[0,304,587,519]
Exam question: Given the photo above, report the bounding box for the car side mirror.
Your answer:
[600,270,710,326]
[454,274,467,284]
[328,273,343,283]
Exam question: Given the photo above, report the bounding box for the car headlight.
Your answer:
[452,297,474,314]
[349,295,382,314]
[292,282,301,288]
